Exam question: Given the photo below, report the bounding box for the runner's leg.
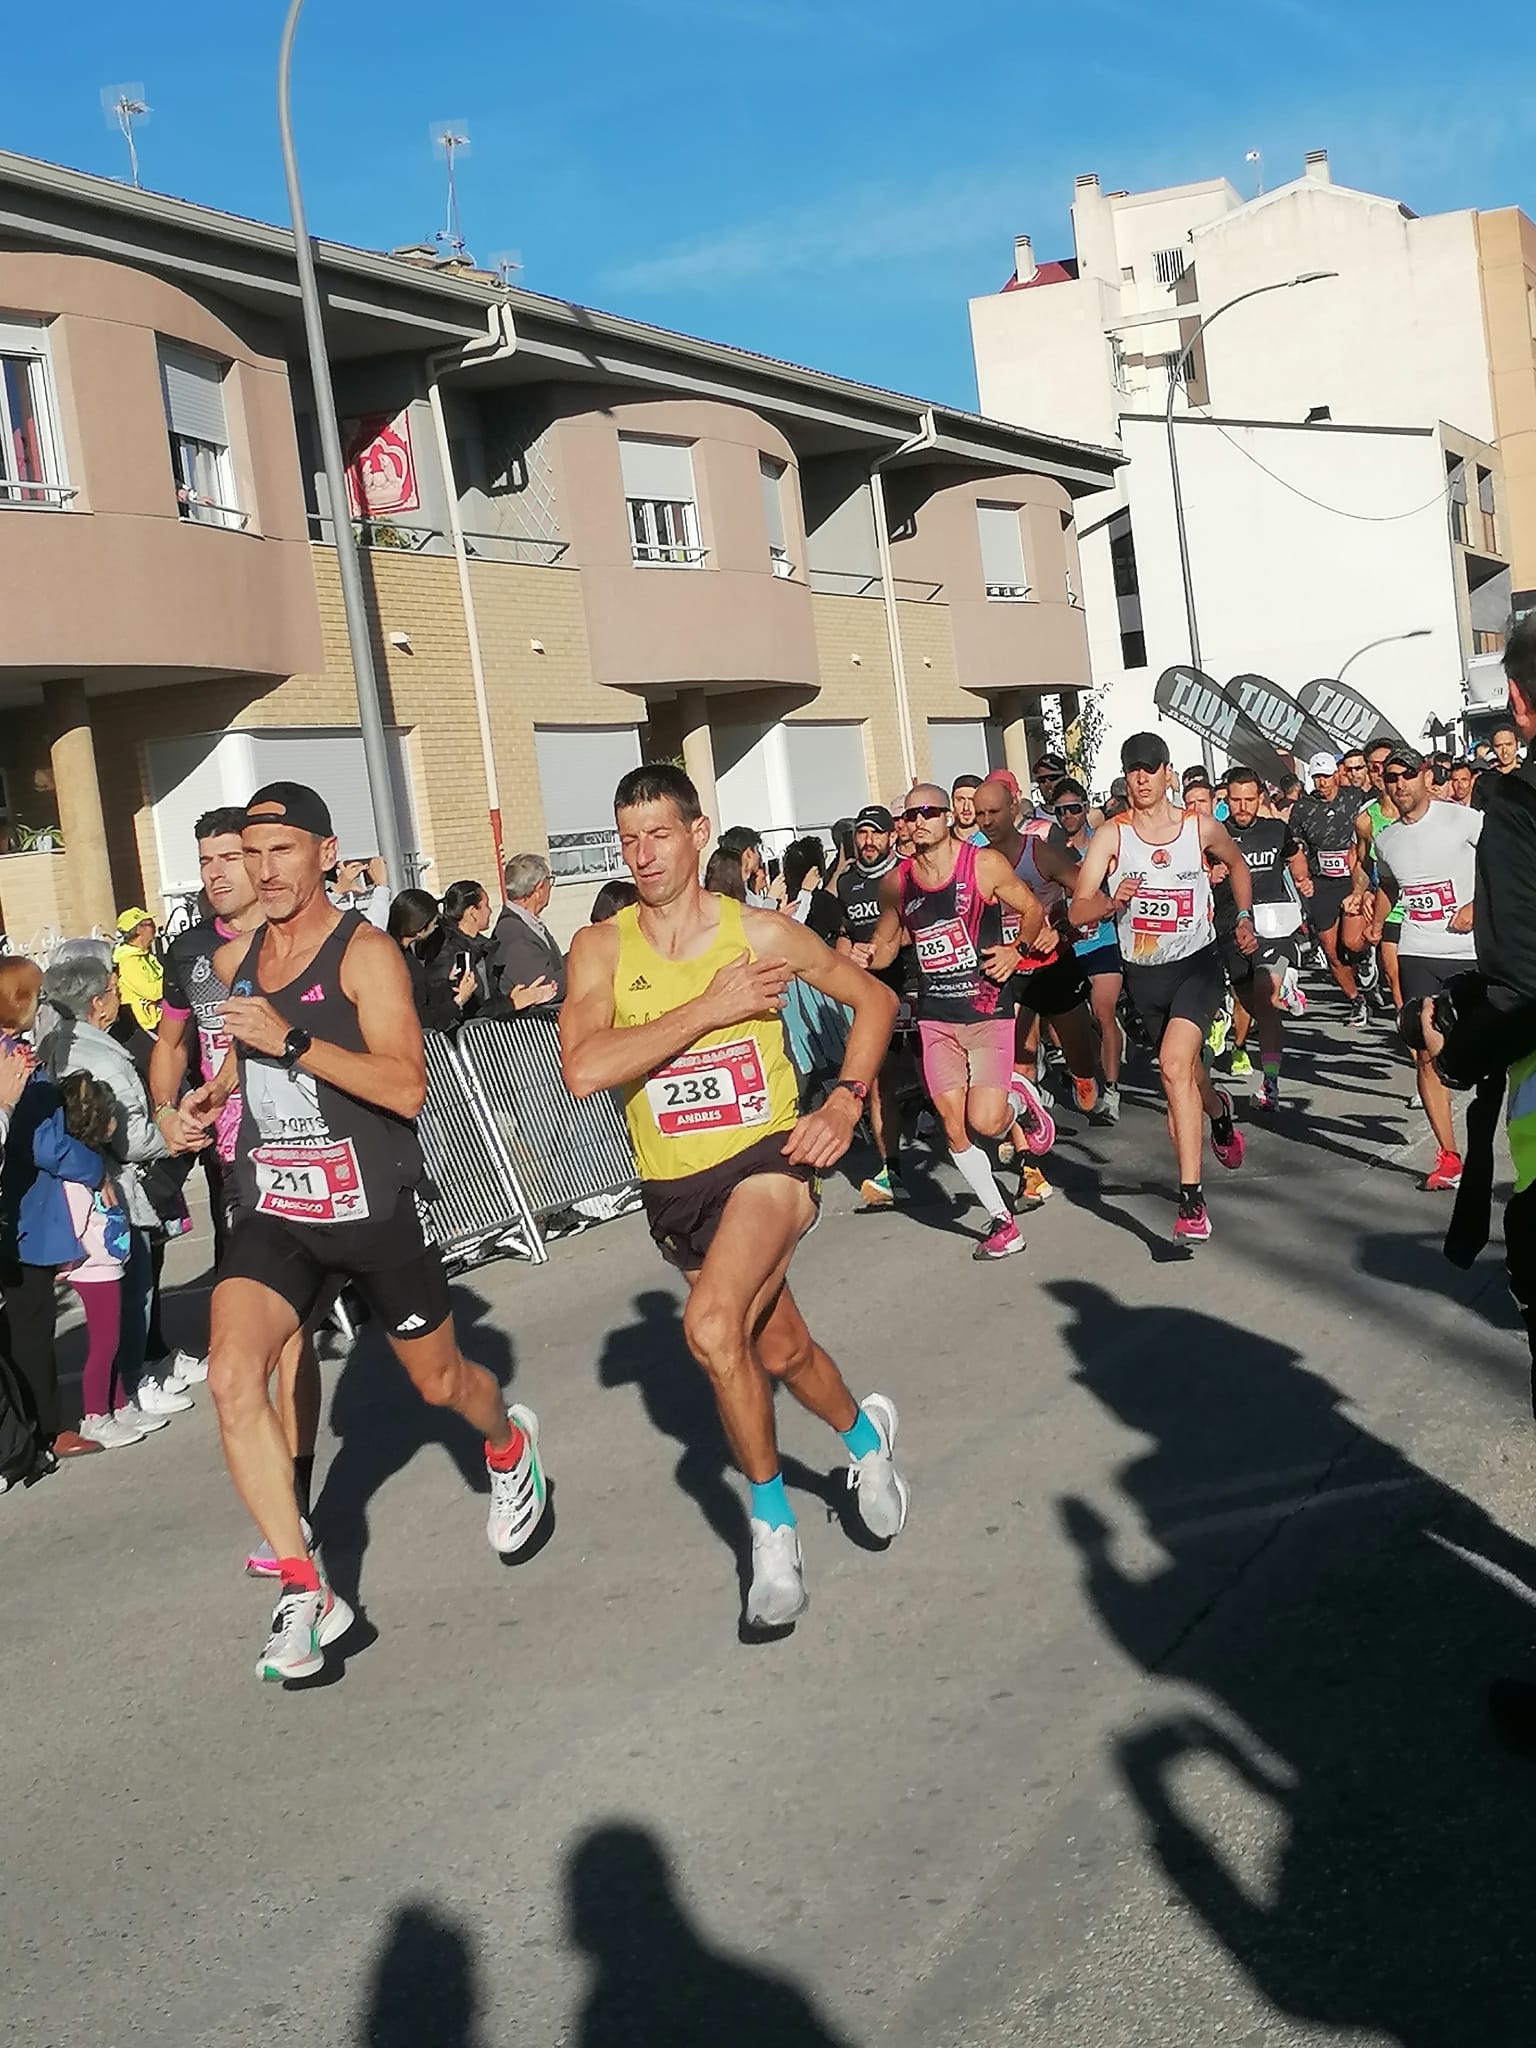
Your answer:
[1158,1018,1211,1184]
[1090,971,1123,1088]
[1251,970,1283,1065]
[752,1281,857,1434]
[385,1316,514,1446]
[208,1277,310,1564]
[1416,1049,1457,1156]
[1319,922,1358,1004]
[680,1173,817,1482]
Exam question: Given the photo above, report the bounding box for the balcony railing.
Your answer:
[307,514,571,565]
[985,582,1031,601]
[0,479,78,508]
[808,567,944,601]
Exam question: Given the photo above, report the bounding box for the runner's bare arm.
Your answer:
[866,871,906,972]
[1289,844,1314,896]
[148,1007,191,1110]
[1035,837,1083,889]
[1204,815,1253,921]
[215,924,427,1119]
[1346,812,1374,908]
[560,920,792,1098]
[745,911,898,1170]
[974,848,1048,950]
[1068,822,1130,927]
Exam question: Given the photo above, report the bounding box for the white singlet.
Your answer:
[1110,810,1214,968]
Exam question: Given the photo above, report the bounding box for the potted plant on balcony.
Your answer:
[11,821,63,853]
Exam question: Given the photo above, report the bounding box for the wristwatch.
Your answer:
[829,1079,869,1104]
[280,1026,312,1070]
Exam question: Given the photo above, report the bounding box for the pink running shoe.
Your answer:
[972,1216,1025,1261]
[1007,1072,1056,1157]
[1210,1091,1245,1170]
[1174,1199,1212,1245]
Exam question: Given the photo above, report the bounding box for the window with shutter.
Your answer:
[759,456,792,577]
[618,436,703,566]
[158,343,243,530]
[976,503,1029,599]
[534,726,644,878]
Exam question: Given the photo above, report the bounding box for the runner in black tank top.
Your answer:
[185,782,552,1684]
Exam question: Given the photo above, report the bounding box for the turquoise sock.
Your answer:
[840,1407,880,1459]
[749,1473,795,1529]
[1263,1059,1280,1078]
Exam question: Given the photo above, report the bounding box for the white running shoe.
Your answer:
[255,1573,354,1683]
[486,1404,550,1556]
[158,1349,209,1387]
[847,1394,910,1541]
[113,1400,168,1435]
[136,1377,194,1415]
[79,1411,145,1450]
[745,1520,809,1629]
[1090,1083,1122,1126]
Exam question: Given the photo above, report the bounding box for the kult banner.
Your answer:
[1153,668,1290,784]
[1295,677,1408,752]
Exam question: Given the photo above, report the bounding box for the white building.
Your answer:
[969,153,1527,774]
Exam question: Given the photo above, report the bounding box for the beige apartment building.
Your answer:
[0,151,1118,948]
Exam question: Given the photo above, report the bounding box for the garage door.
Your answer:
[147,727,420,894]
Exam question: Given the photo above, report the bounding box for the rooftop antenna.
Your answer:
[102,83,150,189]
[488,249,523,289]
[430,121,472,262]
[1245,148,1263,198]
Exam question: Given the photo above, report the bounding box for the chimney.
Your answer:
[1013,234,1037,284]
[1074,173,1100,193]
[1304,149,1331,184]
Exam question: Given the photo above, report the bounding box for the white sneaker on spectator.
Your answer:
[152,1349,208,1389]
[136,1377,194,1415]
[80,1412,145,1450]
[114,1399,169,1435]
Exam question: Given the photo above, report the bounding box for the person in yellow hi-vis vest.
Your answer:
[112,907,163,1035]
[560,762,906,1634]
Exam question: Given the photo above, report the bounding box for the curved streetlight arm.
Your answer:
[1163,270,1337,769]
[1337,627,1431,683]
[278,0,405,887]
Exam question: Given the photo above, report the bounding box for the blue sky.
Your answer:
[8,0,1534,409]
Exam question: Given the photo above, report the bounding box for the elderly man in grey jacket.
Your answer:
[39,952,205,1421]
[492,852,565,1009]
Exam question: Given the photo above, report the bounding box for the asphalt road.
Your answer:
[4,997,1533,2048]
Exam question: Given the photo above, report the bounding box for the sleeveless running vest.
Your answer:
[231,910,423,1225]
[613,895,800,1185]
[981,834,1063,966]
[1111,811,1214,967]
[1362,797,1405,928]
[898,837,1007,1022]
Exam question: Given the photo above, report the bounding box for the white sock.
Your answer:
[950,1144,1009,1222]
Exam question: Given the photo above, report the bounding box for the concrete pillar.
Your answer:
[45,678,115,934]
[677,689,719,835]
[999,691,1032,784]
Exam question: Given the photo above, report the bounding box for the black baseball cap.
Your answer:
[1032,752,1067,775]
[245,781,335,838]
[854,804,894,833]
[1382,744,1427,777]
[1121,731,1171,772]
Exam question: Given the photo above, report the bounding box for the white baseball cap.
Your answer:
[1305,751,1338,781]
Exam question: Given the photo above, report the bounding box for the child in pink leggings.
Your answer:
[57,1074,137,1450]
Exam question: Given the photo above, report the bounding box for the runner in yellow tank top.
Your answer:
[562,763,910,1633]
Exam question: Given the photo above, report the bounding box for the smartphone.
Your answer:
[454,952,472,982]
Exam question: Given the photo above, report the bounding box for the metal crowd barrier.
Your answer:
[416,1018,640,1274]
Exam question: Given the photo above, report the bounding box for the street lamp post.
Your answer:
[277,0,405,886]
[1165,271,1337,770]
[1337,626,1431,682]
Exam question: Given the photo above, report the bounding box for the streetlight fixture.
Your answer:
[277,0,405,886]
[1337,626,1431,682]
[1165,270,1337,767]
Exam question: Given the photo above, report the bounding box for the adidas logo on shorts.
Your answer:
[629,976,651,990]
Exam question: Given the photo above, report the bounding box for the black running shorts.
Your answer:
[1011,945,1091,1019]
[1124,944,1225,1050]
[1219,928,1298,987]
[1397,953,1468,1006]
[219,1192,452,1341]
[642,1129,819,1273]
[1306,879,1349,935]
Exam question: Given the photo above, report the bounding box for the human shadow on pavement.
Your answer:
[1051,1276,1536,2048]
[313,1282,516,1614]
[567,1821,855,2047]
[363,1898,483,2048]
[1356,1225,1521,1334]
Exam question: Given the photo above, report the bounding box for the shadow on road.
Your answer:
[313,1282,514,1613]
[566,1821,854,2046]
[1051,1276,1536,2047]
[356,1826,853,2045]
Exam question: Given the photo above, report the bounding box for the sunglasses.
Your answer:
[1382,768,1417,785]
[899,804,949,823]
[1053,802,1086,816]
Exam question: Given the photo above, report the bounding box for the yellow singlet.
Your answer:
[613,895,800,1183]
